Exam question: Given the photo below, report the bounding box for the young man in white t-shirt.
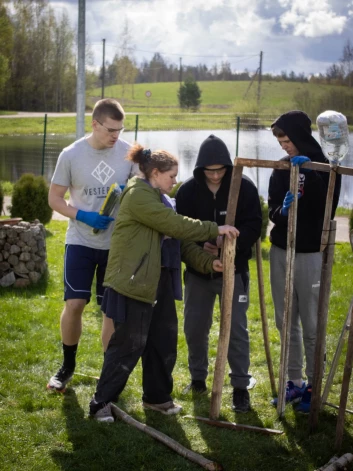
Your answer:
[47,98,137,392]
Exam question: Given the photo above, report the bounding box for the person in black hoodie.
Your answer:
[176,135,262,413]
[268,110,341,413]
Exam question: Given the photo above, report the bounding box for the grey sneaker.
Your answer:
[90,402,114,423]
[143,400,182,415]
[47,367,74,392]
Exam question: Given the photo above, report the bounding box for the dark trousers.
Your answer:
[94,268,178,405]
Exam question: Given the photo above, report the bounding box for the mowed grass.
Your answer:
[1,220,353,470]
[2,80,353,135]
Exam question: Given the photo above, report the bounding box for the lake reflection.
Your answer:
[0,129,352,206]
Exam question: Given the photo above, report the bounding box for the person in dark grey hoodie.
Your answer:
[268,110,341,413]
[176,134,262,413]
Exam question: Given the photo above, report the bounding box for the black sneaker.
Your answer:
[232,388,250,413]
[183,379,207,394]
[47,366,74,392]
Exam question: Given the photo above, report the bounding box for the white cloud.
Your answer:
[279,0,347,37]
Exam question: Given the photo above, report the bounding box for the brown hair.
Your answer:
[92,98,125,122]
[271,125,286,138]
[126,144,178,180]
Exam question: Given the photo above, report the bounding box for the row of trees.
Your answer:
[0,0,352,112]
[0,0,96,112]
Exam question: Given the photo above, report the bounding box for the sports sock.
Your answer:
[62,343,78,371]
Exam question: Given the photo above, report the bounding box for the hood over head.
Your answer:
[271,110,326,163]
[193,134,233,182]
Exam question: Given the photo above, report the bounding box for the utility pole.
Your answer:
[257,51,263,107]
[101,38,106,99]
[76,0,86,139]
[179,57,182,87]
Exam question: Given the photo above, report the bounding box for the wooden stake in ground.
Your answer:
[309,220,337,432]
[277,164,299,417]
[255,237,276,396]
[321,298,353,408]
[209,161,243,420]
[320,166,337,252]
[111,404,222,471]
[315,453,353,471]
[335,302,353,451]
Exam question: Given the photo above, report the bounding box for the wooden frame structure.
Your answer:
[210,157,353,426]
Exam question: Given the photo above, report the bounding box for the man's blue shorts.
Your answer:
[64,244,109,305]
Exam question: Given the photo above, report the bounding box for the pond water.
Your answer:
[0,129,352,206]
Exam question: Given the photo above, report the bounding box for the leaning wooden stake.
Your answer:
[111,404,222,471]
[321,299,353,407]
[320,166,337,252]
[335,304,353,451]
[277,164,299,417]
[209,162,243,420]
[255,238,276,395]
[184,415,283,436]
[309,220,337,432]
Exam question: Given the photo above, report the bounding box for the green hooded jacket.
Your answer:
[104,176,219,304]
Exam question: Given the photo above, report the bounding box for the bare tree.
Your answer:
[340,39,353,87]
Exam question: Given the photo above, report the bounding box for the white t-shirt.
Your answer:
[51,136,137,249]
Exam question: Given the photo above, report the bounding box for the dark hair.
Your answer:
[126,144,178,180]
[92,98,125,122]
[271,125,286,138]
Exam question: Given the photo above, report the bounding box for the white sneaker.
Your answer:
[143,400,182,415]
[91,402,114,423]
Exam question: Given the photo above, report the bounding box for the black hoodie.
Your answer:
[176,135,262,277]
[268,110,341,252]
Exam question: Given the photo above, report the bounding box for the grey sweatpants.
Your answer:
[270,245,322,385]
[184,270,251,389]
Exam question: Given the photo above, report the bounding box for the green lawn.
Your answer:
[1,220,353,470]
[1,80,353,135]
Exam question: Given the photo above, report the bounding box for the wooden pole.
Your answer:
[309,220,337,431]
[321,299,353,407]
[255,238,276,395]
[276,164,299,417]
[315,453,353,471]
[111,404,222,471]
[184,415,283,435]
[334,304,353,451]
[320,167,337,251]
[233,158,353,176]
[209,162,242,420]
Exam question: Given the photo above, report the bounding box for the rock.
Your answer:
[0,261,10,272]
[14,262,29,274]
[8,254,19,266]
[19,252,31,262]
[26,261,35,271]
[29,271,41,284]
[13,278,31,288]
[0,271,15,287]
[10,245,21,254]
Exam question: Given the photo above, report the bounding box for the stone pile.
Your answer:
[0,220,48,288]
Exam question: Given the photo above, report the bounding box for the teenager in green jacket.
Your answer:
[89,144,239,421]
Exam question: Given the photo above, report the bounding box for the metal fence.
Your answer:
[0,112,279,184]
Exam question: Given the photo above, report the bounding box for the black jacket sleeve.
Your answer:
[235,179,262,251]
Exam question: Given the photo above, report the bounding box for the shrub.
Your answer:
[350,209,353,232]
[1,181,14,195]
[0,182,3,215]
[260,195,269,241]
[10,173,53,224]
[178,79,202,111]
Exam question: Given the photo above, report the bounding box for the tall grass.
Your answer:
[1,221,353,470]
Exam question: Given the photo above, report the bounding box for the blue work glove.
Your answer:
[291,155,311,172]
[76,210,114,230]
[281,191,302,216]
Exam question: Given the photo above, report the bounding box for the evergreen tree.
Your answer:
[177,78,202,111]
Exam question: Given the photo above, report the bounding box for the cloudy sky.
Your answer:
[47,0,353,76]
